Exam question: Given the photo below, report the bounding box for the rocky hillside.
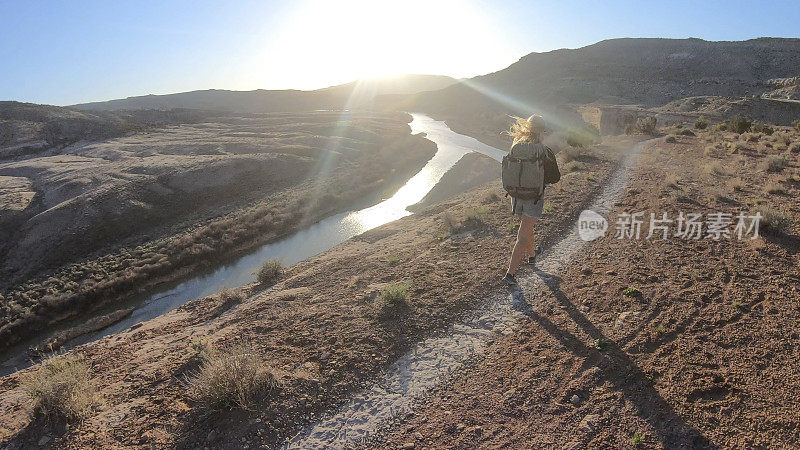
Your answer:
[401,38,800,117]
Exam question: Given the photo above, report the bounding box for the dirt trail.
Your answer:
[286,140,652,449]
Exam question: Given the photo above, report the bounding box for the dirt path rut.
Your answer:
[286,140,651,449]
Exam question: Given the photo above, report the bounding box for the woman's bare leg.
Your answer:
[507,216,537,275]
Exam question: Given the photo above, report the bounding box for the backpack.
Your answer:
[502,141,556,203]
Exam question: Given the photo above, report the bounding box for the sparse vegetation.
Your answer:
[731,141,750,153]
[256,259,283,284]
[21,354,101,422]
[694,116,709,130]
[376,283,411,321]
[703,161,727,176]
[563,160,583,173]
[622,286,642,298]
[754,206,795,235]
[386,256,400,266]
[728,178,745,192]
[218,286,243,304]
[726,115,752,134]
[566,124,601,148]
[678,129,695,136]
[463,207,488,228]
[632,432,645,445]
[654,325,666,334]
[560,144,595,163]
[634,116,657,135]
[789,143,800,154]
[590,338,607,351]
[186,342,279,410]
[760,155,786,173]
[665,135,677,143]
[751,122,774,135]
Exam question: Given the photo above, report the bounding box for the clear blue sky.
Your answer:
[2,0,799,106]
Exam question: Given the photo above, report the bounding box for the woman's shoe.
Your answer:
[527,246,542,265]
[502,272,518,286]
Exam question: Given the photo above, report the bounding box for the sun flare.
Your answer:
[261,0,514,89]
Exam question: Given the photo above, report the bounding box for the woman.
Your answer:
[502,115,558,286]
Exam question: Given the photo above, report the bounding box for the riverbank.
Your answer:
[0,112,436,355]
[0,133,632,448]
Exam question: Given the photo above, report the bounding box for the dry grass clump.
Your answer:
[255,259,283,284]
[790,143,800,154]
[21,354,100,422]
[665,172,682,189]
[186,342,279,410]
[731,142,751,154]
[704,145,720,157]
[560,145,595,163]
[563,160,583,173]
[665,135,677,143]
[760,155,787,173]
[703,161,727,176]
[764,181,786,195]
[376,283,411,321]
[727,178,745,192]
[755,206,796,236]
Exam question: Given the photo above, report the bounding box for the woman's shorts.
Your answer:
[511,194,544,219]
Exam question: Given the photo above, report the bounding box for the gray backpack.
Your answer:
[502,141,547,202]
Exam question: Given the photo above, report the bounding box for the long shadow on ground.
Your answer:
[512,270,714,448]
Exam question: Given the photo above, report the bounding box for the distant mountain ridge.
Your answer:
[407,37,800,115]
[70,74,457,112]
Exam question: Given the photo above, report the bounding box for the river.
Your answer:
[0,113,506,376]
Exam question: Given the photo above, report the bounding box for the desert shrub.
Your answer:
[694,116,709,130]
[218,286,243,304]
[186,342,279,410]
[21,354,100,422]
[754,206,795,235]
[665,135,677,143]
[665,172,682,189]
[566,124,601,148]
[635,116,657,135]
[704,162,726,176]
[717,122,728,131]
[376,283,411,320]
[678,129,695,136]
[560,144,595,163]
[764,181,785,195]
[745,133,760,142]
[622,286,642,298]
[790,143,800,154]
[760,155,786,173]
[727,115,752,134]
[794,120,800,132]
[563,160,583,172]
[442,212,459,235]
[255,259,283,284]
[704,145,721,157]
[728,178,745,192]
[751,122,774,135]
[732,142,750,153]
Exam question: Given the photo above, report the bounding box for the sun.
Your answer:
[259,0,515,89]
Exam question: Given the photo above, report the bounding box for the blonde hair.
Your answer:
[507,114,546,144]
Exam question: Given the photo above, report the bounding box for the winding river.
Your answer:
[0,113,506,376]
